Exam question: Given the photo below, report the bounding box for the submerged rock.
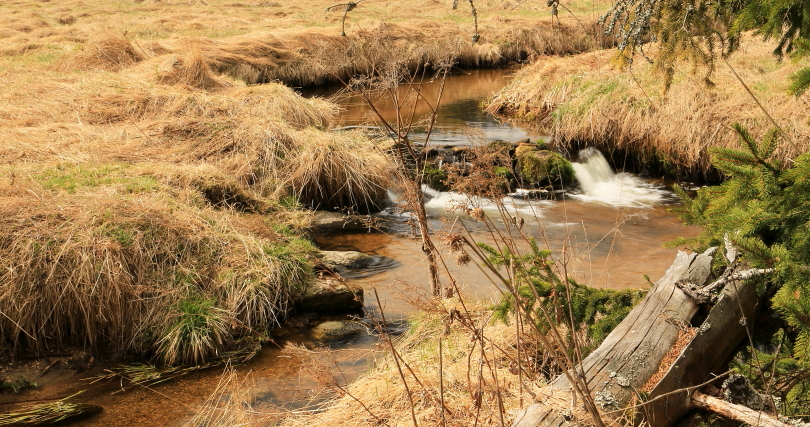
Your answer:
[309,320,368,342]
[299,279,364,315]
[312,211,374,233]
[320,250,374,269]
[318,250,400,279]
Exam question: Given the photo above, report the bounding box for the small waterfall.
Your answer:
[572,147,616,194]
[571,148,669,207]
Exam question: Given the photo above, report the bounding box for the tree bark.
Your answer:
[511,248,763,427]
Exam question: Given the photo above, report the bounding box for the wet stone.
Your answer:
[298,279,364,315]
[320,250,374,269]
[312,211,374,233]
[318,250,401,280]
[309,320,368,342]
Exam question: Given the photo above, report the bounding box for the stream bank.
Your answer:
[486,37,810,182]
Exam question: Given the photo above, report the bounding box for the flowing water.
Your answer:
[12,68,700,426]
[322,149,693,321]
[300,68,542,145]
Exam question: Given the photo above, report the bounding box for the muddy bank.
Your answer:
[486,37,810,182]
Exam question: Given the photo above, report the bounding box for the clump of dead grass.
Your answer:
[141,119,393,212]
[55,36,145,71]
[150,163,266,211]
[487,36,810,180]
[83,83,336,129]
[155,50,234,90]
[0,398,102,426]
[281,305,540,427]
[182,35,296,85]
[285,129,393,212]
[0,186,315,364]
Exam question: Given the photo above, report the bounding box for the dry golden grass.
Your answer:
[281,306,541,427]
[0,175,317,363]
[154,49,234,90]
[0,0,613,363]
[54,35,145,71]
[285,129,393,212]
[487,35,810,180]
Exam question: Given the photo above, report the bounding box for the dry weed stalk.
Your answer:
[327,46,457,295]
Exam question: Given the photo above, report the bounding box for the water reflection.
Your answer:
[301,68,541,145]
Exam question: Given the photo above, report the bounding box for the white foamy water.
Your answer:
[422,186,554,218]
[382,186,552,222]
[571,148,669,207]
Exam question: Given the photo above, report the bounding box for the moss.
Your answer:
[517,150,575,188]
[492,166,515,192]
[1,378,37,394]
[35,163,159,194]
[423,164,449,191]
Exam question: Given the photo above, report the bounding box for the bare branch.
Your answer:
[704,268,774,292]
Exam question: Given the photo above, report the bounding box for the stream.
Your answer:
[13,68,700,426]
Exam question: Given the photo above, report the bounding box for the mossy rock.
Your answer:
[492,166,515,192]
[514,144,537,158]
[486,140,515,157]
[423,165,449,191]
[517,150,575,188]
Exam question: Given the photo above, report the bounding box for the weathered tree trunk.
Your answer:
[511,248,762,426]
[691,392,789,427]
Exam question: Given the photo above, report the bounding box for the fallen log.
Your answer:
[511,248,763,426]
[691,392,788,427]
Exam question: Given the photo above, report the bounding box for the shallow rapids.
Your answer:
[570,147,671,207]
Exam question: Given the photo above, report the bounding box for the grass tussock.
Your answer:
[285,129,393,212]
[83,84,336,129]
[281,306,539,427]
[55,36,145,71]
[155,50,234,90]
[141,119,392,211]
[173,35,296,85]
[487,36,810,180]
[0,187,316,364]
